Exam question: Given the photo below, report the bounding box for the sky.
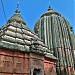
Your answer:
[0,0,75,34]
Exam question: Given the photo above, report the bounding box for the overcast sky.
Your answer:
[0,0,75,33]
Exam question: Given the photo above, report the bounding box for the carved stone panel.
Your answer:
[44,59,56,75]
[13,57,25,73]
[24,58,30,73]
[0,55,13,73]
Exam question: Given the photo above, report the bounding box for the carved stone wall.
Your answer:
[30,53,44,75]
[44,58,56,75]
[0,48,57,75]
[0,48,30,75]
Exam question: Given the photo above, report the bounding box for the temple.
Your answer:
[0,5,75,75]
[34,6,75,75]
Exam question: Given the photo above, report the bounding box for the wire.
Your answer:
[1,0,7,22]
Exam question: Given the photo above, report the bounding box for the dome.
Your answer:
[34,6,75,74]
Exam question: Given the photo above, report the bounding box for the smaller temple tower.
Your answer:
[0,8,57,75]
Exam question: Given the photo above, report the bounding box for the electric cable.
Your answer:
[1,0,7,22]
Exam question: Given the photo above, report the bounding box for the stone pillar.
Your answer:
[31,69,33,75]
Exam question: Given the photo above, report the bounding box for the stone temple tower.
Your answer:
[34,6,75,75]
[0,9,57,75]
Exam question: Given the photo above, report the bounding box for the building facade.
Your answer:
[0,6,75,75]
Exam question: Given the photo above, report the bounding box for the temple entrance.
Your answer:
[33,69,41,75]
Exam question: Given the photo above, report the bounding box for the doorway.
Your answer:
[33,69,41,75]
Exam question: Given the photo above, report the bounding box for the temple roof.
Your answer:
[34,6,75,66]
[34,6,75,50]
[0,10,43,52]
[0,9,57,59]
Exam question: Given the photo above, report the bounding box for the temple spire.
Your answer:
[48,5,53,11]
[48,0,53,11]
[15,2,20,13]
[17,2,20,9]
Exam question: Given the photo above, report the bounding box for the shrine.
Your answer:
[0,9,57,75]
[0,3,75,75]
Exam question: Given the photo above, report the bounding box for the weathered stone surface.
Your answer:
[34,6,75,75]
[0,7,58,75]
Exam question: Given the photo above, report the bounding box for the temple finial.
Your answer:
[48,0,53,11]
[17,2,20,9]
[15,2,20,13]
[48,6,53,11]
